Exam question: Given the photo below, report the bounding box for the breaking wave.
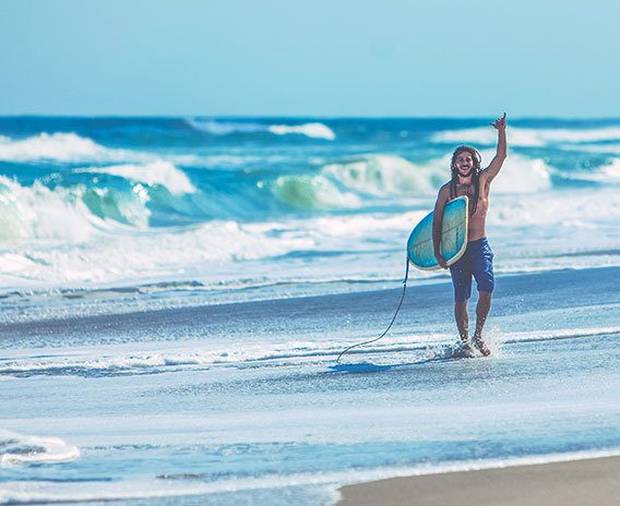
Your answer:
[431,126,620,147]
[0,132,152,163]
[272,174,361,209]
[478,150,552,193]
[0,176,150,243]
[76,161,196,195]
[490,187,620,227]
[186,118,336,140]
[0,176,103,242]
[554,158,620,184]
[269,122,335,140]
[271,152,552,209]
[0,219,314,285]
[322,155,444,196]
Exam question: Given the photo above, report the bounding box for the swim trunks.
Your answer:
[449,237,494,302]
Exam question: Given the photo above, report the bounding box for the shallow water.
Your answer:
[1,117,620,504]
[2,267,620,504]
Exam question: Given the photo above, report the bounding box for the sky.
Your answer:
[0,0,618,117]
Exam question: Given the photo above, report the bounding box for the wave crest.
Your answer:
[555,158,620,184]
[323,155,443,196]
[186,118,335,140]
[272,175,361,209]
[0,175,154,244]
[270,152,552,210]
[268,122,335,140]
[77,161,196,195]
[480,150,552,193]
[431,126,620,147]
[0,219,315,285]
[0,132,152,163]
[0,176,99,242]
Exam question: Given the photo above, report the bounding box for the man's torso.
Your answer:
[453,179,489,241]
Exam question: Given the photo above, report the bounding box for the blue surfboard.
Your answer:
[407,196,469,270]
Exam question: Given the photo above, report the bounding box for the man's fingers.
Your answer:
[490,113,506,128]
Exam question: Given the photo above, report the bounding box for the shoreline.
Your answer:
[2,264,620,348]
[336,455,620,506]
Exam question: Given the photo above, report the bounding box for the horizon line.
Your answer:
[1,113,620,121]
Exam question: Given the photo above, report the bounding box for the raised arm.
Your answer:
[432,184,450,269]
[481,112,507,183]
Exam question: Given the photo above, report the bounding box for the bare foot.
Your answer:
[459,339,475,358]
[473,336,491,356]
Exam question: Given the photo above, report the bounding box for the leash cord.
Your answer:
[336,256,410,363]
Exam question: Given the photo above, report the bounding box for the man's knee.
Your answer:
[455,300,469,319]
[478,291,492,304]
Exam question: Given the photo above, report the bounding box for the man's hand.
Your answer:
[436,254,448,269]
[491,112,507,131]
[481,112,508,184]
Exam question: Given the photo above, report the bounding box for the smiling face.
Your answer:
[454,150,474,177]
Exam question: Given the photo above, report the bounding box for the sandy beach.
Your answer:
[337,455,620,505]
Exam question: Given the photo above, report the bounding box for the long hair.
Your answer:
[450,145,482,215]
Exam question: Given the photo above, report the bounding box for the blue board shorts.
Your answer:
[449,237,495,302]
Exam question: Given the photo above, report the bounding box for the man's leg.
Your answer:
[471,239,494,356]
[455,300,469,343]
[450,248,472,353]
[473,291,492,356]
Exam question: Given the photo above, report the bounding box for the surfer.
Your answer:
[432,113,507,356]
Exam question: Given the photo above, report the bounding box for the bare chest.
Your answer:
[454,184,489,217]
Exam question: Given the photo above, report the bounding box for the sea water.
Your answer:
[0,117,619,504]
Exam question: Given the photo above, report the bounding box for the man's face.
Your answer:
[454,151,474,177]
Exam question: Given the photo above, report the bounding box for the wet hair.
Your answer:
[450,145,482,215]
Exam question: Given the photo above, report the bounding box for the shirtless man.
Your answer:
[432,113,507,356]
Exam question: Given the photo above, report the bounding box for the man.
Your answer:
[432,113,507,356]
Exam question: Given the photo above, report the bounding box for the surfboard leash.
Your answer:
[336,255,410,363]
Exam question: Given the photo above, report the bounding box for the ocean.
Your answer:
[1,116,619,504]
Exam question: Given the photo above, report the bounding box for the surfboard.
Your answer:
[407,196,469,270]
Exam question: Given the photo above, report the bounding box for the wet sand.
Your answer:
[337,456,620,506]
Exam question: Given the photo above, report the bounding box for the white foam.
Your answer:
[274,150,552,210]
[0,132,153,163]
[0,332,446,376]
[598,159,620,180]
[489,187,620,227]
[273,174,362,209]
[76,161,196,195]
[186,118,336,140]
[478,150,552,193]
[268,122,336,140]
[317,152,550,197]
[0,175,153,244]
[2,180,618,288]
[431,126,620,147]
[0,219,315,285]
[0,132,105,162]
[322,154,443,196]
[557,158,620,184]
[0,448,618,504]
[561,143,620,155]
[505,326,620,343]
[0,176,100,243]
[4,325,617,376]
[0,430,79,466]
[310,210,425,237]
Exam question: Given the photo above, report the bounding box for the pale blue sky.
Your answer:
[0,0,618,117]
